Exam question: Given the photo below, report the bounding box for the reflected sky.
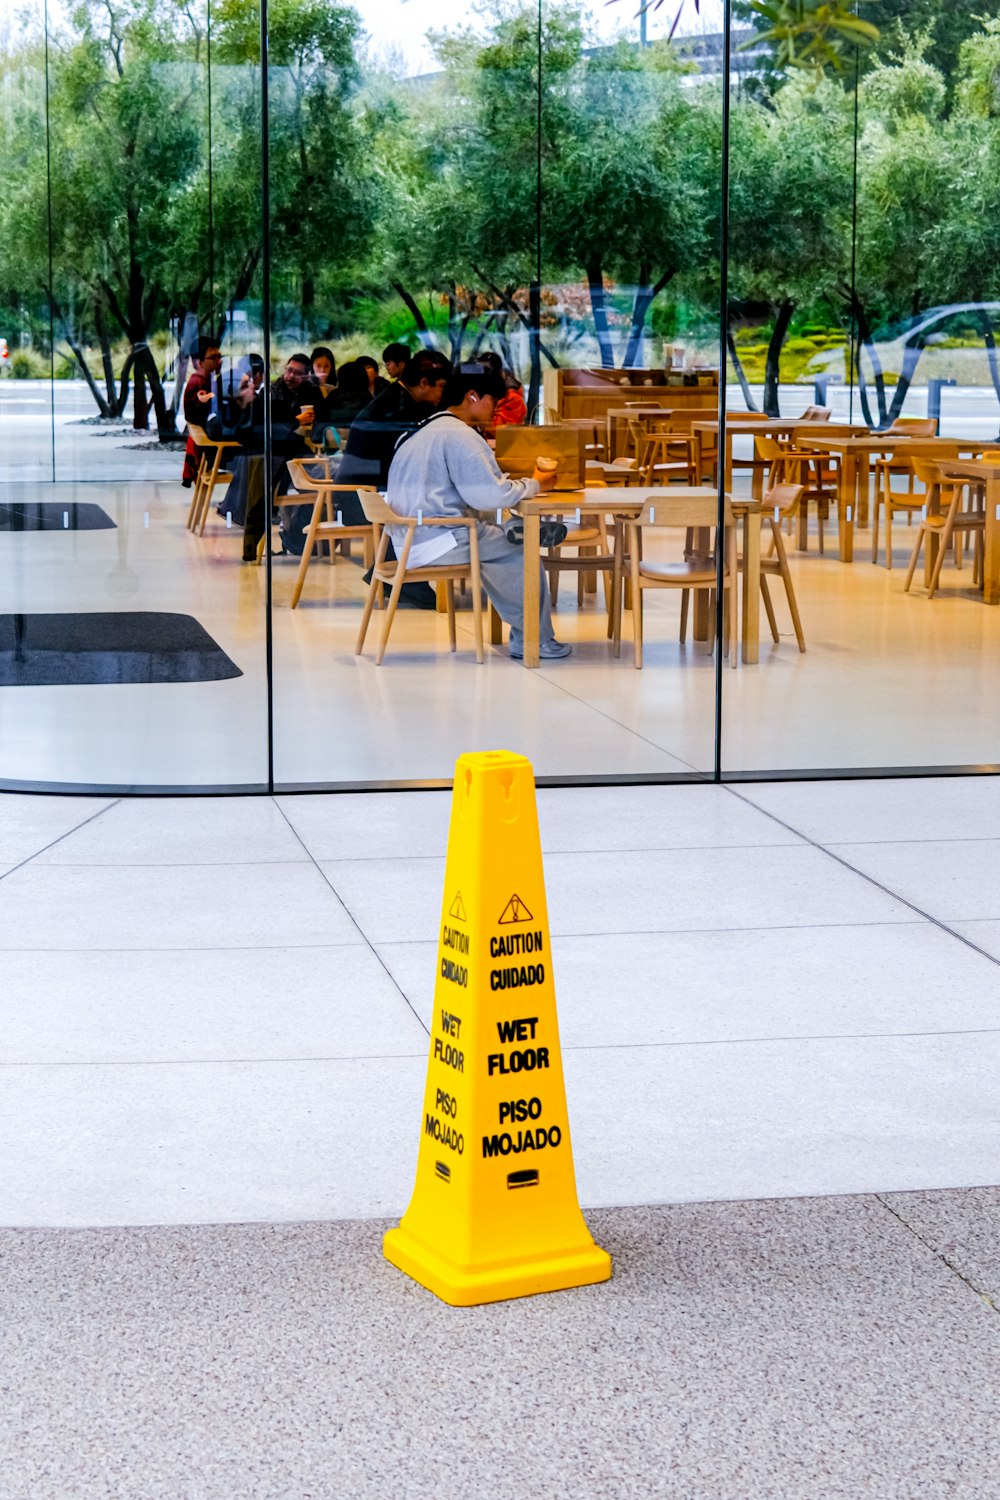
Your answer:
[355,0,727,76]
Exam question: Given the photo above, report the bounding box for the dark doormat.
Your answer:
[0,613,242,685]
[0,502,117,531]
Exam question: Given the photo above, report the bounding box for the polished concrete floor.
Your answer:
[4,777,1000,1497]
[1,469,999,789]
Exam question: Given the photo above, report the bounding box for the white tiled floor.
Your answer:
[3,777,1000,1227]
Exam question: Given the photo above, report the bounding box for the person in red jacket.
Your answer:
[480,351,526,432]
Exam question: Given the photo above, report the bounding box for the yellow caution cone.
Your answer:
[384,750,612,1306]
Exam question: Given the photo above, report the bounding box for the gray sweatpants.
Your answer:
[441,521,555,647]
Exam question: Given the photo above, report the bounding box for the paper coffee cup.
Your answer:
[536,457,558,473]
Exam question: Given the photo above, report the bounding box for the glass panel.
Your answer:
[0,0,269,790]
[722,5,1000,775]
[269,0,726,788]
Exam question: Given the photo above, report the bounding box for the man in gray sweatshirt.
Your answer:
[384,365,571,660]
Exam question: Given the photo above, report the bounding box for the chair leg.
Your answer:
[903,526,924,593]
[468,530,485,664]
[679,589,689,643]
[630,548,643,669]
[290,497,324,609]
[928,512,957,600]
[885,499,893,570]
[355,528,391,655]
[445,578,457,652]
[760,575,779,643]
[772,526,805,651]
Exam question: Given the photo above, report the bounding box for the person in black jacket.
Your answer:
[229,352,316,561]
[333,349,452,605]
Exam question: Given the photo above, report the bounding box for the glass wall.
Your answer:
[1,0,998,792]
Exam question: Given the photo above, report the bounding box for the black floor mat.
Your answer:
[0,502,116,531]
[0,613,242,686]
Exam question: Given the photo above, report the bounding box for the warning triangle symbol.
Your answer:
[448,891,467,922]
[498,893,533,925]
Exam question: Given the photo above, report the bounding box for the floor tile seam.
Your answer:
[825,836,1000,849]
[10,1019,1000,1071]
[270,796,431,1038]
[23,857,317,869]
[308,838,806,865]
[874,1193,1000,1313]
[724,786,1000,972]
[372,918,928,949]
[0,939,371,954]
[0,798,122,887]
[0,1049,429,1071]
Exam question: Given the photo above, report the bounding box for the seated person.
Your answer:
[359,355,390,399]
[229,352,315,561]
[337,349,451,494]
[310,345,337,393]
[332,348,452,607]
[323,359,372,437]
[384,364,571,661]
[382,342,411,382]
[180,335,222,487]
[480,351,527,433]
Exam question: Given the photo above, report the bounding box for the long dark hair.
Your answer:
[310,345,337,382]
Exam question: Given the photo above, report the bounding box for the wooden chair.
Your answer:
[757,484,806,652]
[355,492,485,665]
[283,459,376,608]
[613,494,738,669]
[756,434,835,554]
[544,510,615,610]
[903,459,984,599]
[185,424,241,535]
[800,406,832,421]
[887,417,937,437]
[872,441,959,568]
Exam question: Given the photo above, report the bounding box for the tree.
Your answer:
[726,75,853,413]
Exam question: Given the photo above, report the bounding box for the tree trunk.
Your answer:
[112,350,136,419]
[527,282,542,422]
[392,281,437,349]
[49,292,113,417]
[133,349,149,430]
[884,337,925,426]
[849,290,887,427]
[622,267,675,369]
[726,322,758,411]
[586,257,615,369]
[762,298,795,416]
[471,269,560,368]
[141,346,177,440]
[95,303,118,410]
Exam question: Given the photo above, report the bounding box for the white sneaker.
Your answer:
[509,636,572,661]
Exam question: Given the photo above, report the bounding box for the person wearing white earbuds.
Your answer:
[385,363,572,661]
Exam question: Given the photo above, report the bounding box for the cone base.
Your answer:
[384,1226,612,1307]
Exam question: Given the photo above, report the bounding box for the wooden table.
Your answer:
[690,418,868,500]
[939,460,1000,604]
[517,487,762,668]
[807,436,987,563]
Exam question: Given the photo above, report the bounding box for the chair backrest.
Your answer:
[187,422,208,445]
[888,417,936,436]
[977,449,1000,463]
[286,456,334,491]
[910,457,945,487]
[765,483,805,518]
[635,495,733,528]
[755,435,785,461]
[800,406,832,421]
[358,489,408,526]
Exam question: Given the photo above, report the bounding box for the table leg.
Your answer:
[489,601,503,645]
[924,482,941,587]
[608,518,624,640]
[839,454,856,563]
[857,453,871,530]
[751,440,764,501]
[985,478,1000,604]
[724,432,734,494]
[741,511,760,665]
[435,580,448,613]
[692,524,712,640]
[522,511,541,667]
